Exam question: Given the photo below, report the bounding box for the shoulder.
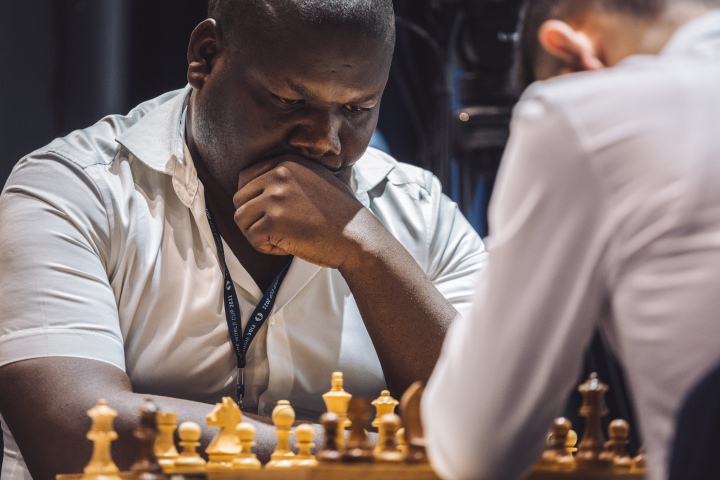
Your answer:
[520,54,717,147]
[19,88,185,172]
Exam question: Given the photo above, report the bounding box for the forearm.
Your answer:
[338,210,458,395]
[100,391,278,467]
[0,358,281,480]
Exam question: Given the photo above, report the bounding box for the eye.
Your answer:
[342,104,371,115]
[272,94,305,107]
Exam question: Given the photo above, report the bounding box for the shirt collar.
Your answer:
[352,147,396,200]
[116,84,192,175]
[662,10,720,57]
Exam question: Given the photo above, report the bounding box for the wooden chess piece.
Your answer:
[154,411,179,470]
[396,427,408,457]
[231,423,261,469]
[566,429,579,454]
[601,419,632,469]
[174,422,206,472]
[130,398,166,480]
[322,371,352,449]
[294,424,320,467]
[375,413,403,463]
[205,396,242,470]
[266,400,296,469]
[372,390,399,456]
[536,417,575,470]
[82,399,122,480]
[400,381,428,464]
[343,397,374,463]
[575,373,613,470]
[317,412,343,462]
[631,446,647,472]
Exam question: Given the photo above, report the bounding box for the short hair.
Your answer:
[207,0,395,46]
[515,0,717,90]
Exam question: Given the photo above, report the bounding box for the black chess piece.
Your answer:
[131,398,166,480]
[343,398,374,463]
[317,412,343,462]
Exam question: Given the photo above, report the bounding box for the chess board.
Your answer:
[57,463,645,480]
[56,373,647,480]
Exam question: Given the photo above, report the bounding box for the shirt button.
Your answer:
[263,403,275,415]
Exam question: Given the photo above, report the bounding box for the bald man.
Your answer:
[423,1,720,479]
[0,1,486,478]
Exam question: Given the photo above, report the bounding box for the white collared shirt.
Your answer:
[423,11,720,480]
[0,86,486,478]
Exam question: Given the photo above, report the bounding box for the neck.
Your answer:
[590,4,711,66]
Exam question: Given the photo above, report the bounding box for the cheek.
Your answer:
[342,115,378,157]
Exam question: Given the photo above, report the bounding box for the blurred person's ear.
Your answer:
[538,20,605,73]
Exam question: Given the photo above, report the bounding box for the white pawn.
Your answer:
[174,422,206,473]
[266,400,296,469]
[293,424,319,468]
[231,423,261,469]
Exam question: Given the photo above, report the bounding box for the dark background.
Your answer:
[0,0,638,469]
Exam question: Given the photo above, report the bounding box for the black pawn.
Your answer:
[317,412,343,462]
[131,398,166,480]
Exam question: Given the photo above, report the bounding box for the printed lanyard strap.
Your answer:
[205,207,292,405]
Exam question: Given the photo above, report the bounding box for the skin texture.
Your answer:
[0,9,457,480]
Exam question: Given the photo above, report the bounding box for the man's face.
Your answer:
[189,21,394,197]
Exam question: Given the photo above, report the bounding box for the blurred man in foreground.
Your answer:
[424,1,720,479]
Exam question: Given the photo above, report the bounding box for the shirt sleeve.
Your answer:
[425,174,488,318]
[0,151,125,370]
[422,91,610,480]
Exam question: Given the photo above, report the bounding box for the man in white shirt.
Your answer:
[423,1,720,479]
[0,0,486,478]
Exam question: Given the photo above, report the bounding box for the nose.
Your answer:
[287,109,342,159]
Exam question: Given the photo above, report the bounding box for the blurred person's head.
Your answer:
[516,0,718,90]
[186,0,395,195]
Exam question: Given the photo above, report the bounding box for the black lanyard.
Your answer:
[205,207,292,407]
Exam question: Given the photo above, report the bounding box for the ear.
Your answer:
[187,18,223,89]
[538,20,605,72]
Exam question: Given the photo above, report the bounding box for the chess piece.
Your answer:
[293,424,319,467]
[396,428,408,457]
[400,381,428,464]
[631,446,647,472]
[575,373,612,470]
[205,396,242,470]
[317,412,343,462]
[174,422,206,472]
[566,429,579,454]
[601,419,632,469]
[266,400,296,469]
[131,398,165,480]
[231,423,261,469]
[154,411,179,470]
[343,397,374,463]
[375,413,403,463]
[322,371,352,449]
[82,399,122,480]
[372,390,399,455]
[536,417,575,470]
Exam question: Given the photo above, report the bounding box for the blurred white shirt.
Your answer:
[423,11,720,480]
[0,86,486,479]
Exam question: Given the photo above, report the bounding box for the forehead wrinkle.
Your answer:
[283,77,382,105]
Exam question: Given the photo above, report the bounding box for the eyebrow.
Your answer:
[284,79,382,105]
